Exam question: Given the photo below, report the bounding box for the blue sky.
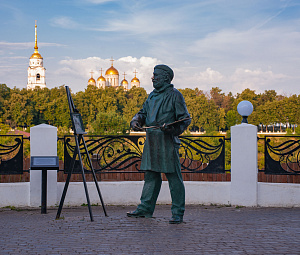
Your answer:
[1,0,300,95]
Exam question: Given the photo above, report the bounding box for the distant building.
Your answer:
[120,72,129,91]
[27,21,46,90]
[131,70,140,88]
[97,68,106,89]
[88,71,96,86]
[105,59,119,88]
[87,58,140,91]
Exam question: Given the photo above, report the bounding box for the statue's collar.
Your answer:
[152,83,173,95]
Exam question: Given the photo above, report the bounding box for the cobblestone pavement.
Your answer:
[0,204,299,255]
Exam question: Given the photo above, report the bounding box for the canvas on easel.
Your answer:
[71,112,86,135]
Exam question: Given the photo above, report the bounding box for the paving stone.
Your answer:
[0,205,299,254]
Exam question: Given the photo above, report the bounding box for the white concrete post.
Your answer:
[230,124,258,206]
[30,124,57,207]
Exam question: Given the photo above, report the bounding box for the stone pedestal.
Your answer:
[230,124,258,206]
[30,124,57,207]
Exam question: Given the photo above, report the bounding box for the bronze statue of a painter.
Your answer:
[127,64,191,224]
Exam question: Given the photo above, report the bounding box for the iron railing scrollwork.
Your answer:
[179,136,225,173]
[0,135,24,175]
[64,135,226,174]
[264,136,300,175]
[64,135,145,174]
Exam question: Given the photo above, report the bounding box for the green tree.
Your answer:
[123,87,148,124]
[218,108,226,131]
[4,90,27,128]
[226,110,238,129]
[258,90,277,105]
[0,84,11,120]
[46,86,71,127]
[210,87,224,108]
[89,111,129,135]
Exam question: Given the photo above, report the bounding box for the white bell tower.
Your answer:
[27,21,46,90]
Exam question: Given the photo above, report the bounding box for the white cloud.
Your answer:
[54,59,288,95]
[174,67,224,92]
[0,42,32,49]
[184,24,300,95]
[196,68,224,83]
[2,0,300,97]
[229,68,288,94]
[88,2,185,36]
[41,42,66,47]
[104,12,180,35]
[50,16,81,29]
[173,66,289,95]
[250,0,290,30]
[50,11,180,36]
[188,26,300,65]
[6,56,27,59]
[118,56,138,63]
[0,41,65,50]
[82,0,116,4]
[54,56,160,92]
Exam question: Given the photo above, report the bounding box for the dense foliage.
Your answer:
[0,83,300,134]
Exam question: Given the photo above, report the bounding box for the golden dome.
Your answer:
[105,58,119,75]
[88,77,96,83]
[97,75,106,82]
[121,79,128,85]
[131,70,140,83]
[30,52,43,59]
[131,77,140,83]
[105,66,119,75]
[97,68,106,81]
[88,70,96,85]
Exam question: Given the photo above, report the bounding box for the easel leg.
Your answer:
[82,138,108,216]
[77,135,94,222]
[56,145,77,219]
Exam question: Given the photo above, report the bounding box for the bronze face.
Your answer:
[152,68,167,89]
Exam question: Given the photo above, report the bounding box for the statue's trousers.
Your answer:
[137,148,185,216]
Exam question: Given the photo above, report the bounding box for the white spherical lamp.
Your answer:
[237,100,253,124]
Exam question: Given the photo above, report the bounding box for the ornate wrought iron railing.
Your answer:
[0,135,24,175]
[264,136,300,175]
[63,135,226,174]
[179,136,225,173]
[64,135,145,174]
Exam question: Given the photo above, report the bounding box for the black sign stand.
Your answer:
[31,156,59,214]
[55,86,107,221]
[41,169,47,213]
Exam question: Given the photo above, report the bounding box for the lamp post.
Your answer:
[237,100,253,124]
[231,100,258,206]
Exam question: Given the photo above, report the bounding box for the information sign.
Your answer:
[31,156,59,170]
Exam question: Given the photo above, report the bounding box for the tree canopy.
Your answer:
[0,84,299,134]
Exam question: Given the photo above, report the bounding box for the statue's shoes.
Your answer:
[127,209,152,218]
[169,215,183,224]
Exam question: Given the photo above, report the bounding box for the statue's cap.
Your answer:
[154,64,174,81]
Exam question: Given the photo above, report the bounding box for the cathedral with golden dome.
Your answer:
[88,58,140,91]
[27,21,46,90]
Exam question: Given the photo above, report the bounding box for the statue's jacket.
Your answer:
[132,84,191,173]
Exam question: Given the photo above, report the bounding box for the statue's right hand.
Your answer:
[131,121,143,131]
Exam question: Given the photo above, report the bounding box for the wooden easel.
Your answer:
[56,86,107,221]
